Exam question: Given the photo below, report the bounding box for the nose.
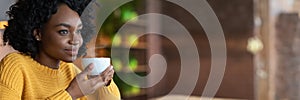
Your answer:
[70,40,80,45]
[69,33,81,45]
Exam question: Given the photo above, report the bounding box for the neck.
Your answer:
[35,54,60,69]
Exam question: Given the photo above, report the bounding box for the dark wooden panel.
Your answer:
[149,0,255,99]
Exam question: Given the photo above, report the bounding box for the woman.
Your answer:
[0,0,120,99]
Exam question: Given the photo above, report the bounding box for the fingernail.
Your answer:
[89,63,94,69]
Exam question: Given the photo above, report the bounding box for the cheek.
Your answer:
[43,36,67,48]
[51,36,66,43]
[43,40,64,50]
[79,37,83,47]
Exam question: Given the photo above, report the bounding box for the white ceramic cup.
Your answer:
[82,57,111,75]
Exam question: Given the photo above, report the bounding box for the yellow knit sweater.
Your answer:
[0,52,120,100]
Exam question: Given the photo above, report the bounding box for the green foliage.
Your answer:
[100,0,139,38]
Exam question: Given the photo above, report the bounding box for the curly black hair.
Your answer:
[3,0,89,58]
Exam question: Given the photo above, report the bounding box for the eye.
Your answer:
[76,29,82,34]
[58,30,69,35]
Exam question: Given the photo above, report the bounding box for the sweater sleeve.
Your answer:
[46,90,72,100]
[97,80,121,100]
[45,90,87,100]
[0,55,24,99]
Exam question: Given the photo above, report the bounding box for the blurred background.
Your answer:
[1,0,300,100]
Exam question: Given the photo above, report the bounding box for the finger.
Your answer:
[101,65,113,75]
[104,77,111,83]
[87,75,99,79]
[106,69,114,78]
[101,67,114,77]
[105,80,112,86]
[94,77,107,89]
[103,69,114,83]
[107,68,114,77]
[105,74,113,82]
[79,63,94,79]
[108,68,114,75]
[101,68,114,80]
[104,77,112,86]
[89,74,105,85]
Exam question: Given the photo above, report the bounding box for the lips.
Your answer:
[64,48,78,56]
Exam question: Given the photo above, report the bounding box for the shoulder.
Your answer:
[0,52,32,78]
[0,53,25,86]
[0,52,29,67]
[1,52,28,62]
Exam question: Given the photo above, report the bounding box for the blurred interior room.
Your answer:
[1,0,300,100]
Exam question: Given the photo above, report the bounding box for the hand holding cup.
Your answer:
[66,57,115,99]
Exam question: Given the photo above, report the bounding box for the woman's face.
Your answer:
[38,4,83,62]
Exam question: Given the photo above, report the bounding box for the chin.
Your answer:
[63,56,77,62]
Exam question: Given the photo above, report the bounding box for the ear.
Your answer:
[33,29,42,41]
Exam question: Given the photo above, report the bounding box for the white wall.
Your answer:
[0,0,15,20]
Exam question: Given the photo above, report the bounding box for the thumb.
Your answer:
[79,63,94,78]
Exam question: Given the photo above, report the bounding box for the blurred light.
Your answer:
[129,56,138,71]
[130,85,140,95]
[112,58,122,71]
[112,34,121,46]
[0,21,7,30]
[247,37,263,54]
[121,9,138,22]
[128,34,138,47]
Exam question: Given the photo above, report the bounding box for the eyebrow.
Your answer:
[55,23,83,28]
